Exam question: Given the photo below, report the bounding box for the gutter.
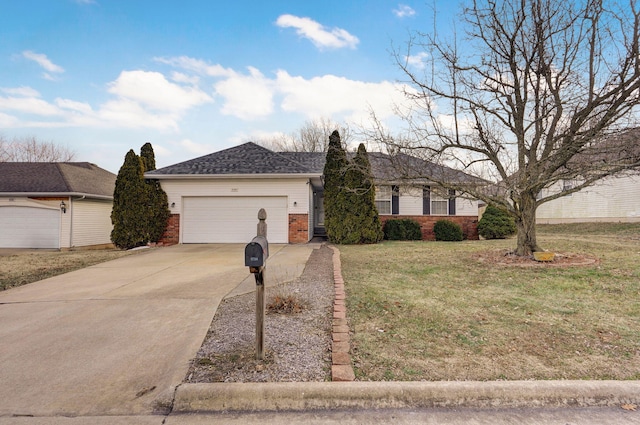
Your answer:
[143,173,321,180]
[0,192,113,200]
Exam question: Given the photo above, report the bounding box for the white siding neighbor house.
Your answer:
[537,173,640,223]
[0,162,116,249]
[146,143,484,244]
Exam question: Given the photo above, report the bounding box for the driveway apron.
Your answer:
[0,244,313,417]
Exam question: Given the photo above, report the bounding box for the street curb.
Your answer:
[172,380,640,413]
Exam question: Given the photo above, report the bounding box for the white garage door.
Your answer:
[0,206,60,248]
[182,197,288,243]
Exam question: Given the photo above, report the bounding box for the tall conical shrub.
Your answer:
[111,150,147,249]
[139,143,170,243]
[323,130,349,243]
[342,143,383,244]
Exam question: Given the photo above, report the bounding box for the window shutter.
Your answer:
[448,189,456,215]
[392,185,399,215]
[423,186,431,215]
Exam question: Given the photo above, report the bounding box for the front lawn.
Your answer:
[340,223,640,381]
[0,249,136,291]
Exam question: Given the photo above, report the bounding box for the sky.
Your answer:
[0,0,458,173]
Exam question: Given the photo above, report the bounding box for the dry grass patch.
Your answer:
[341,223,640,381]
[0,249,135,291]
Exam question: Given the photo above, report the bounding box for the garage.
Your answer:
[182,196,288,243]
[0,206,60,248]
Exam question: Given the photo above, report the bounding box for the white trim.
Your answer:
[145,173,320,180]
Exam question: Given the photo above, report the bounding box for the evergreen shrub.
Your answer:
[383,219,422,240]
[434,220,463,241]
[477,204,517,239]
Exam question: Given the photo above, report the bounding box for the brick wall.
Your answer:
[157,214,180,246]
[379,215,479,240]
[288,214,309,243]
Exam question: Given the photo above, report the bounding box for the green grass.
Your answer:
[341,223,640,381]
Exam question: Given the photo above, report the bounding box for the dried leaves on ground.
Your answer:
[0,249,134,291]
[186,245,334,383]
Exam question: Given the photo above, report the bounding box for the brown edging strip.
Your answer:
[329,245,355,381]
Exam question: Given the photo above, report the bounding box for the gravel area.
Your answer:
[186,244,334,383]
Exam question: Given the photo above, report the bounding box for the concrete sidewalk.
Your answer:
[0,243,316,418]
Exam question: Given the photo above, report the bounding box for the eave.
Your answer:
[0,192,113,201]
[144,173,321,180]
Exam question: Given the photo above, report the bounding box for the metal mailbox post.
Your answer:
[244,209,268,360]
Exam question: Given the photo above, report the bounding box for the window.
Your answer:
[431,188,449,215]
[562,179,576,193]
[375,186,391,214]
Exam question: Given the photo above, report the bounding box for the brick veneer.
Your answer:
[288,214,309,243]
[379,215,479,240]
[157,214,180,246]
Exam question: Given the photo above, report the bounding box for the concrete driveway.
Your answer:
[0,243,315,418]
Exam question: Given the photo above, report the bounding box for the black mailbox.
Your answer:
[245,236,269,269]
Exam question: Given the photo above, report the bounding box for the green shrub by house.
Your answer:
[341,144,384,244]
[478,204,516,239]
[323,130,349,243]
[111,149,147,249]
[140,143,171,244]
[111,144,170,249]
[434,219,463,241]
[383,219,422,240]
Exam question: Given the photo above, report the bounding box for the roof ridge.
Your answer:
[267,149,319,174]
[54,163,73,192]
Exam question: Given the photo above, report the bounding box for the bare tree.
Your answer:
[371,0,640,256]
[0,136,75,162]
[257,117,352,152]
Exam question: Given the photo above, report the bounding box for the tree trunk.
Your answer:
[514,193,541,256]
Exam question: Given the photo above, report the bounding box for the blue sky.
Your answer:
[0,0,457,173]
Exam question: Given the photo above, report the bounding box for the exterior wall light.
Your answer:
[60,201,67,213]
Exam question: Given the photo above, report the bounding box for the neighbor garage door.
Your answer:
[182,196,288,243]
[0,206,60,248]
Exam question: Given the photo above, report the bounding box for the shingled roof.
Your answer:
[0,162,116,199]
[146,142,320,176]
[147,141,485,185]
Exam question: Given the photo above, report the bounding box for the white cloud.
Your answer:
[0,70,214,130]
[74,0,97,4]
[406,52,428,70]
[171,71,200,85]
[108,70,212,112]
[393,4,416,18]
[158,55,416,123]
[177,138,214,155]
[214,67,274,120]
[275,14,359,50]
[0,112,19,127]
[275,71,409,122]
[0,95,62,116]
[96,98,178,130]
[55,98,94,115]
[151,144,172,157]
[154,56,235,77]
[0,86,41,97]
[229,130,287,145]
[22,51,65,74]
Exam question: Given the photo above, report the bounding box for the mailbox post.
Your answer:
[244,209,268,360]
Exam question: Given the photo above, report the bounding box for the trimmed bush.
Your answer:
[383,219,422,240]
[434,220,463,241]
[478,204,517,239]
